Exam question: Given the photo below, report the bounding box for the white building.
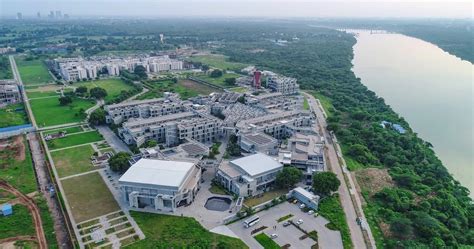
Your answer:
[119,158,201,212]
[216,153,283,197]
[239,131,278,155]
[266,76,299,95]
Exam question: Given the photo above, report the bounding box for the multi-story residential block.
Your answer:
[104,97,185,124]
[119,158,201,212]
[0,81,21,105]
[246,92,303,111]
[266,75,299,95]
[216,153,283,197]
[239,131,278,155]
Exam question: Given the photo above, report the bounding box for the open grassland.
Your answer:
[126,212,247,249]
[16,56,53,85]
[0,103,29,128]
[50,144,96,178]
[30,97,95,127]
[0,204,35,239]
[195,73,241,88]
[26,90,60,99]
[189,54,246,71]
[0,56,13,79]
[318,194,351,249]
[139,79,218,100]
[61,172,120,223]
[47,130,103,150]
[253,233,280,249]
[43,125,83,136]
[0,136,36,194]
[73,78,135,102]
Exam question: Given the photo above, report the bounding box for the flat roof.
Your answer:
[119,158,195,189]
[231,153,282,177]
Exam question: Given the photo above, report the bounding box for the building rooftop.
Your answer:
[119,158,195,189]
[241,132,276,146]
[231,153,282,177]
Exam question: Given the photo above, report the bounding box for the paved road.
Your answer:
[96,125,132,153]
[304,92,375,249]
[9,55,37,128]
[27,133,73,248]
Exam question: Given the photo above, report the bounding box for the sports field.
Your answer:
[61,172,120,223]
[74,78,135,102]
[50,144,96,178]
[46,130,103,150]
[29,97,95,127]
[15,56,53,85]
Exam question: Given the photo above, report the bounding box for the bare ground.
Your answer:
[355,168,394,197]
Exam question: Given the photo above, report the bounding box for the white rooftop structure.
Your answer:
[119,158,195,189]
[230,153,282,177]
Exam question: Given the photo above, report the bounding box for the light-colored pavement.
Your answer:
[227,202,343,249]
[86,99,104,119]
[9,55,37,128]
[304,92,376,249]
[96,126,132,153]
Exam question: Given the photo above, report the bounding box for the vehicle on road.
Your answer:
[282,221,291,227]
[271,234,278,239]
[243,215,260,228]
[308,210,314,215]
[296,219,304,225]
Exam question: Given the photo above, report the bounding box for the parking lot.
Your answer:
[227,202,343,249]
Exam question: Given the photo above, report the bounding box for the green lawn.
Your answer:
[244,189,288,207]
[230,87,248,93]
[209,182,229,195]
[43,126,83,136]
[0,56,13,79]
[61,172,120,223]
[195,73,241,88]
[0,135,37,194]
[126,212,247,249]
[15,56,53,85]
[26,90,60,99]
[138,79,217,100]
[47,130,103,150]
[30,97,95,127]
[318,194,352,249]
[73,78,135,102]
[0,204,35,239]
[0,103,29,128]
[189,54,246,71]
[253,233,280,249]
[50,144,96,178]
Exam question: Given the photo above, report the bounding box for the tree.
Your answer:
[210,69,223,78]
[75,86,88,95]
[312,172,340,196]
[109,152,131,173]
[89,108,106,126]
[58,96,72,106]
[276,167,302,189]
[134,65,147,79]
[201,64,210,71]
[224,77,236,85]
[390,217,413,239]
[89,87,108,99]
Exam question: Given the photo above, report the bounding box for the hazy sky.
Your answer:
[1,0,472,18]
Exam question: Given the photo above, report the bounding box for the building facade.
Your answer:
[266,76,299,95]
[0,81,21,105]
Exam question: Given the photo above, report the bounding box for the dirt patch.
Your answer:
[355,168,394,197]
[0,136,26,169]
[379,221,392,238]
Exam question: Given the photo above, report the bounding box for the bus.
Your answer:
[243,215,260,228]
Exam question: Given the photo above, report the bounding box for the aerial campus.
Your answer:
[1,13,473,249]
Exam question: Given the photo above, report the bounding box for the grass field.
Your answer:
[318,194,352,249]
[74,78,135,102]
[26,90,60,99]
[0,204,35,239]
[43,126,83,136]
[0,103,29,128]
[189,54,246,71]
[195,73,241,88]
[0,56,13,79]
[253,233,280,249]
[61,172,120,223]
[127,212,247,249]
[50,144,96,178]
[36,196,58,248]
[15,56,53,85]
[311,92,335,118]
[0,136,37,194]
[244,189,287,207]
[30,97,95,127]
[138,79,218,100]
[47,130,103,150]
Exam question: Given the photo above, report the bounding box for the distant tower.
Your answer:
[16,12,22,20]
[37,12,41,18]
[159,34,164,43]
[55,10,62,18]
[253,70,262,88]
[49,11,55,19]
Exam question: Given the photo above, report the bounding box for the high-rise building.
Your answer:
[49,11,55,19]
[16,12,22,20]
[63,14,69,19]
[253,70,262,88]
[37,12,41,18]
[55,10,62,18]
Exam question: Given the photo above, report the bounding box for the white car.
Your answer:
[271,234,278,239]
[308,210,314,215]
[299,203,306,209]
[296,219,304,225]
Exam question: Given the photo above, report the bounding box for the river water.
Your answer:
[349,30,473,196]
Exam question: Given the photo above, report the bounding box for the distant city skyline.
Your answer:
[1,0,472,19]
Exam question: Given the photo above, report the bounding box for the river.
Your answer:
[349,30,473,196]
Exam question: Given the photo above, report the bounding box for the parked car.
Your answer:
[299,203,306,209]
[282,221,291,227]
[296,219,304,225]
[271,234,278,239]
[308,210,314,215]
